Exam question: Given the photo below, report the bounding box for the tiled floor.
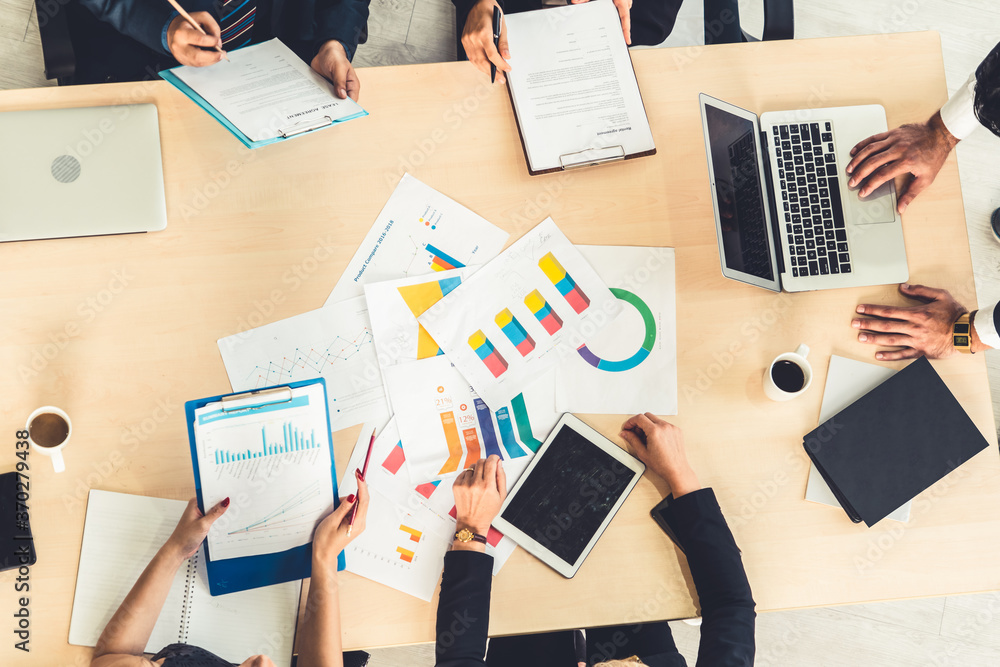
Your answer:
[4,1,1000,664]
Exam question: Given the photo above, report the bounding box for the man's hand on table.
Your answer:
[311,40,361,101]
[846,111,959,215]
[452,455,506,552]
[852,283,989,360]
[620,413,700,498]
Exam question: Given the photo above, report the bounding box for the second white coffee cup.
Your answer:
[763,344,813,401]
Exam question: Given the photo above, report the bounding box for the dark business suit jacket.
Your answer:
[70,0,368,83]
[434,488,756,667]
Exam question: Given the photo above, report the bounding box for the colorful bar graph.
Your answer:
[399,524,423,542]
[495,308,535,357]
[539,252,591,314]
[511,393,542,453]
[474,399,502,458]
[382,441,406,475]
[494,406,526,459]
[426,244,466,272]
[437,411,464,475]
[461,428,482,468]
[486,526,504,548]
[396,546,415,563]
[415,480,441,499]
[525,290,563,335]
[214,422,319,465]
[468,330,508,378]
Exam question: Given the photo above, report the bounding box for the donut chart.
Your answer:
[576,288,656,372]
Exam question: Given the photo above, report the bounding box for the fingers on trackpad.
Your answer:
[852,181,897,224]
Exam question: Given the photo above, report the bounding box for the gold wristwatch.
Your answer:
[953,312,973,354]
[454,528,488,545]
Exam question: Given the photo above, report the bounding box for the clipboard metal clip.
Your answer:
[278,115,334,138]
[559,145,626,170]
[220,386,294,412]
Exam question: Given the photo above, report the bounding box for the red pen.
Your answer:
[347,427,376,536]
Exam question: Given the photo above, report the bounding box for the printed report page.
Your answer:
[505,0,655,171]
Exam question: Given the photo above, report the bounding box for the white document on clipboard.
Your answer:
[168,39,366,143]
[192,382,336,561]
[504,0,656,174]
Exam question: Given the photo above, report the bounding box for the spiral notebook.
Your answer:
[69,490,301,667]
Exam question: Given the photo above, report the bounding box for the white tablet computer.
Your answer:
[492,413,645,578]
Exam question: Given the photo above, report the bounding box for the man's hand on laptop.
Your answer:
[845,111,959,215]
[851,283,980,360]
[167,13,225,67]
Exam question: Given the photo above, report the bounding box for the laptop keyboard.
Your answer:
[772,122,852,278]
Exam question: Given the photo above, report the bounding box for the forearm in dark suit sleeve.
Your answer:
[664,488,756,667]
[76,0,214,55]
[974,40,1000,138]
[315,0,371,60]
[435,550,494,667]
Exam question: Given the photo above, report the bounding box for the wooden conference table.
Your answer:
[1,31,998,661]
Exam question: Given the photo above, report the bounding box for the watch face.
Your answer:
[955,335,970,347]
[456,528,473,542]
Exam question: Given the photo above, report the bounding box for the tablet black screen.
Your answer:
[500,426,635,564]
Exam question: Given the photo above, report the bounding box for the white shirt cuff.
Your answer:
[975,303,1000,350]
[940,73,979,141]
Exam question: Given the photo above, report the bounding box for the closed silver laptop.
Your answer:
[699,94,908,292]
[0,104,167,242]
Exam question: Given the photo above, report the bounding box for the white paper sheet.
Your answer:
[193,383,336,560]
[218,296,389,432]
[805,355,910,522]
[325,174,509,304]
[169,39,366,142]
[555,246,677,414]
[419,217,621,407]
[504,0,655,172]
[382,355,559,484]
[340,419,520,577]
[364,268,474,411]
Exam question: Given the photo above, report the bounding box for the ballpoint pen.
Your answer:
[491,6,502,83]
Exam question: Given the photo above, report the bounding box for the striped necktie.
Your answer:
[219,0,257,50]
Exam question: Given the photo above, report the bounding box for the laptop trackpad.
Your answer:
[851,180,897,224]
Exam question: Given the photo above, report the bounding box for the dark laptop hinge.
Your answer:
[760,130,785,277]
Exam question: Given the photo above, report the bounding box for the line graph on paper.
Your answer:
[227,480,326,536]
[241,328,375,388]
[217,297,390,431]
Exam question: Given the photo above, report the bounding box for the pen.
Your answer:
[491,6,502,83]
[347,427,377,536]
[165,0,230,62]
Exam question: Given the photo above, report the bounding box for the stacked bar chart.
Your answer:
[399,524,423,542]
[468,330,509,378]
[525,290,563,335]
[495,308,536,356]
[539,252,591,314]
[426,244,465,272]
[212,422,320,464]
[396,546,415,563]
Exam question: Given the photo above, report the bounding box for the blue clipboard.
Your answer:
[185,377,344,596]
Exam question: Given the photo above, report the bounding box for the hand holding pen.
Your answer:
[461,0,510,83]
[164,0,230,67]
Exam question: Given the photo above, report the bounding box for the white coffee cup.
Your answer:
[26,406,72,473]
[763,344,813,401]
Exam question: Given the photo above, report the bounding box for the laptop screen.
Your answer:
[703,101,775,283]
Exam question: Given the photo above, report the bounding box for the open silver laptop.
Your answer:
[0,104,167,242]
[699,94,908,292]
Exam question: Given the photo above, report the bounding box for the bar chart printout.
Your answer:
[193,382,336,561]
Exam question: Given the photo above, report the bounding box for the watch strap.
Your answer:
[953,312,972,354]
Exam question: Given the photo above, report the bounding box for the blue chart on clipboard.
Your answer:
[193,382,334,561]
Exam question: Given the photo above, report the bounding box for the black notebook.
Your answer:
[803,357,991,527]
